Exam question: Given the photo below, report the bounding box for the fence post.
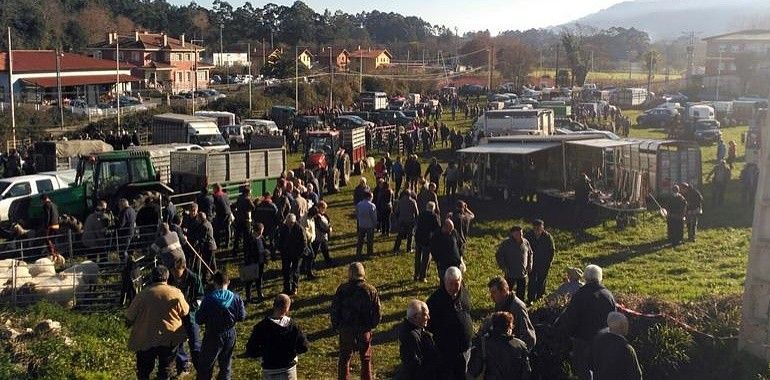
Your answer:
[11,262,17,305]
[72,267,77,308]
[67,229,74,259]
[19,240,24,261]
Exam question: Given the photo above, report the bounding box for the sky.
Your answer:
[169,0,628,34]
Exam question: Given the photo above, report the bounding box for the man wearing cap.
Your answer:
[525,219,555,303]
[549,267,585,301]
[592,312,643,380]
[330,262,382,380]
[706,160,731,206]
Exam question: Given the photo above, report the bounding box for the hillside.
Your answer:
[562,0,770,40]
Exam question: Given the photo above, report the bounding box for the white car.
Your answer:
[0,174,71,222]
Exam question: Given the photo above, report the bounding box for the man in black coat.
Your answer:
[245,294,309,378]
[196,188,214,221]
[591,312,643,380]
[426,267,473,380]
[277,214,306,295]
[430,219,462,282]
[524,219,555,303]
[231,185,255,256]
[680,182,703,242]
[398,300,439,379]
[212,183,232,249]
[414,201,441,282]
[666,185,688,246]
[117,198,137,257]
[468,311,531,380]
[556,264,616,380]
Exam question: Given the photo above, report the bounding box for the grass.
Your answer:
[0,109,755,379]
[529,69,683,85]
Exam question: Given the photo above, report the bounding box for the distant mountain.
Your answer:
[561,0,770,40]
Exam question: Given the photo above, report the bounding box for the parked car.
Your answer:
[691,119,722,144]
[636,108,679,128]
[375,110,413,126]
[334,115,374,129]
[210,75,223,84]
[0,174,71,222]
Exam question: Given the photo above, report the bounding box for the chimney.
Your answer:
[134,30,139,42]
[180,34,185,47]
[108,32,114,45]
[162,33,168,47]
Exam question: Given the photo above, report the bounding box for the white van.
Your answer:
[242,119,281,136]
[220,124,256,145]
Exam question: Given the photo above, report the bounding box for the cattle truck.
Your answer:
[170,148,286,203]
[304,126,366,193]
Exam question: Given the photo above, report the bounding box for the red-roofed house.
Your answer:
[87,31,215,93]
[0,50,137,105]
[349,48,392,71]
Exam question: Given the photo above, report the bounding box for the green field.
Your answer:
[0,111,757,378]
[529,69,683,85]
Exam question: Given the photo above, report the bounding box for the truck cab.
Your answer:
[305,130,351,193]
[10,151,172,227]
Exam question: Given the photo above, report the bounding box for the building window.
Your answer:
[186,72,191,82]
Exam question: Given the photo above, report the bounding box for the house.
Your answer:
[0,50,137,106]
[297,49,313,69]
[266,48,283,65]
[349,48,393,71]
[87,31,215,93]
[336,49,350,71]
[212,52,250,67]
[702,29,770,96]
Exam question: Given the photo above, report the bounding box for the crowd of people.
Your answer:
[113,149,646,380]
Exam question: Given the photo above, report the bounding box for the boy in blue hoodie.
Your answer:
[196,271,247,380]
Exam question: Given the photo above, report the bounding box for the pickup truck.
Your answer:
[0,173,72,222]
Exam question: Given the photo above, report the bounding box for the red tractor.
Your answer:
[304,127,366,194]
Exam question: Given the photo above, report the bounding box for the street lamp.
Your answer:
[716,47,724,101]
[323,46,333,109]
[235,42,253,113]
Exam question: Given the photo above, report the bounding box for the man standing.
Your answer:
[391,157,405,195]
[168,258,204,376]
[449,200,475,255]
[246,294,309,379]
[151,223,186,270]
[393,190,419,254]
[117,198,137,254]
[41,194,60,257]
[197,188,214,221]
[243,223,268,302]
[278,214,306,296]
[430,219,463,282]
[330,262,382,380]
[125,266,189,380]
[485,277,536,350]
[426,267,474,380]
[556,265,616,380]
[680,183,703,242]
[398,299,439,379]
[666,186,688,246]
[706,160,731,206]
[232,185,255,256]
[414,202,441,282]
[592,312,643,380]
[355,191,377,257]
[194,213,218,274]
[196,271,247,380]
[212,183,232,248]
[425,158,443,192]
[524,219,555,303]
[741,162,760,206]
[495,226,533,301]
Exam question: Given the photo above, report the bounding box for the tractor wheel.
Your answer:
[331,168,341,193]
[352,159,362,176]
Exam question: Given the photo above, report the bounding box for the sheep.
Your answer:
[29,257,56,277]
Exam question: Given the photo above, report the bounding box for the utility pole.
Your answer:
[8,27,16,150]
[647,51,654,92]
[487,47,492,89]
[116,32,121,131]
[295,45,299,111]
[554,45,560,87]
[716,47,723,101]
[191,39,204,114]
[328,46,333,109]
[627,50,632,81]
[359,49,363,92]
[247,42,252,113]
[55,48,64,130]
[219,23,224,66]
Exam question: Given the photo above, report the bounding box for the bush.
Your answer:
[632,323,694,378]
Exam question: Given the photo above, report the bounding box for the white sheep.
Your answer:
[29,257,56,277]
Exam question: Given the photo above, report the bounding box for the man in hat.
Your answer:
[706,160,731,206]
[666,185,687,246]
[549,267,585,301]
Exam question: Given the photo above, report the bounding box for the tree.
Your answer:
[459,31,491,67]
[734,51,759,95]
[561,31,589,86]
[494,36,535,86]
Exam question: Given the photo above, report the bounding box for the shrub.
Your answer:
[633,323,694,378]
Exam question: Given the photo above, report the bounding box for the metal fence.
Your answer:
[0,228,166,309]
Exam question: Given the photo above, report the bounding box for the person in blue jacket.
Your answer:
[196,271,247,380]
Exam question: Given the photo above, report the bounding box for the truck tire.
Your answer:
[330,168,341,193]
[353,160,362,176]
[339,154,351,187]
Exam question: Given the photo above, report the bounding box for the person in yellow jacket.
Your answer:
[126,265,190,380]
